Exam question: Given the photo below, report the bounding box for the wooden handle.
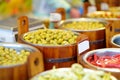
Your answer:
[76,33,89,43]
[27,50,44,78]
[54,8,66,29]
[105,19,120,48]
[56,8,66,20]
[17,16,29,42]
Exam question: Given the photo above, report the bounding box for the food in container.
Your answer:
[58,18,106,31]
[31,63,117,80]
[0,42,44,80]
[82,48,120,69]
[87,11,120,19]
[61,21,105,31]
[23,29,78,46]
[0,46,30,66]
[87,51,120,68]
[21,28,86,70]
[58,18,107,50]
[19,16,89,70]
[81,48,120,79]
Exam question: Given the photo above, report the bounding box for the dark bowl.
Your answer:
[111,34,120,47]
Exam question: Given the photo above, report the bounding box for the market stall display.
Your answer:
[1,0,120,80]
[21,29,88,70]
[58,18,107,50]
[0,43,44,80]
[18,16,89,70]
[80,48,120,79]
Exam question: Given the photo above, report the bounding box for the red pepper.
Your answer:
[87,53,120,68]
[105,64,120,68]
[94,54,98,62]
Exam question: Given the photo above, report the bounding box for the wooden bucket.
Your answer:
[86,11,120,48]
[0,43,44,80]
[17,16,89,70]
[57,18,107,50]
[105,18,120,48]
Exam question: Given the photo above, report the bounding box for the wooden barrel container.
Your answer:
[87,11,120,48]
[0,43,44,80]
[20,30,88,70]
[18,16,89,70]
[57,18,107,50]
[105,18,120,48]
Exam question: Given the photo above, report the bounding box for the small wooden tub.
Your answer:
[20,30,88,70]
[105,18,120,48]
[57,18,107,50]
[0,43,44,80]
[18,16,89,70]
[87,11,120,48]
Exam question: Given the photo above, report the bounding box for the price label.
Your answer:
[50,13,62,22]
[0,29,15,42]
[78,40,90,54]
[101,2,109,10]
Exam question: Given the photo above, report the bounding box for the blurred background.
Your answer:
[0,0,83,20]
[0,0,120,20]
[0,0,120,19]
[0,0,32,19]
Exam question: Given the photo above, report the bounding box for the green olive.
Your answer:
[0,46,30,66]
[62,21,105,30]
[23,29,78,46]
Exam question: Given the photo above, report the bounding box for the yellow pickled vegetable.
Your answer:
[62,21,105,30]
[0,46,30,66]
[23,29,78,46]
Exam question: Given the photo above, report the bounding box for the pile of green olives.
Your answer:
[23,29,78,46]
[62,21,105,30]
[0,46,30,66]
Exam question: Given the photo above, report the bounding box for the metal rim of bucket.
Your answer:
[21,29,80,47]
[58,18,107,32]
[111,34,120,47]
[0,43,39,68]
[82,48,120,73]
